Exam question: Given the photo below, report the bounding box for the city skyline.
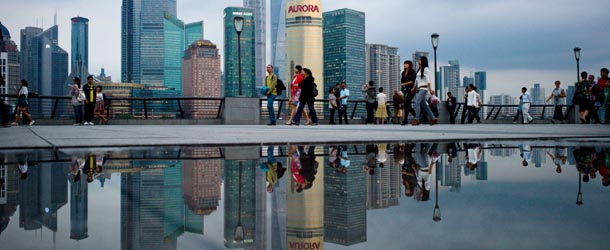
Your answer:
[2,0,609,97]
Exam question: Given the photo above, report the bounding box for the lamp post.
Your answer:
[576,173,583,206]
[431,33,440,94]
[573,47,581,82]
[433,162,441,222]
[234,161,244,242]
[234,16,244,96]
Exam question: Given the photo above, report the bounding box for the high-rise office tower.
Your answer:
[183,40,221,118]
[19,26,42,82]
[412,51,429,74]
[182,148,222,216]
[224,7,256,97]
[270,0,287,84]
[0,22,20,96]
[70,178,89,240]
[531,83,545,105]
[324,157,366,246]
[365,44,400,99]
[441,60,460,101]
[163,12,203,94]
[285,0,324,98]
[323,8,365,100]
[244,0,266,89]
[70,16,90,81]
[121,0,177,84]
[474,71,487,104]
[224,160,257,248]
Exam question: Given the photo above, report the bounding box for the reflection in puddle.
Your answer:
[0,142,609,249]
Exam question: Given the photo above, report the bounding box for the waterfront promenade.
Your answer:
[1,124,609,149]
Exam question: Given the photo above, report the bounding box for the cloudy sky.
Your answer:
[2,0,609,98]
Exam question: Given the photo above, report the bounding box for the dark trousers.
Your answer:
[0,99,9,124]
[294,100,318,124]
[448,108,456,124]
[329,108,336,124]
[84,102,95,122]
[467,106,477,123]
[461,105,468,124]
[403,93,415,123]
[338,105,348,124]
[552,105,564,121]
[588,103,601,123]
[513,110,522,122]
[73,105,84,124]
[365,102,376,124]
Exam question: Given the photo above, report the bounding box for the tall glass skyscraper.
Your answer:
[224,7,256,97]
[442,60,460,101]
[475,71,487,104]
[122,0,177,84]
[323,8,365,100]
[244,0,266,88]
[270,0,287,83]
[163,12,203,94]
[365,44,400,99]
[70,16,90,82]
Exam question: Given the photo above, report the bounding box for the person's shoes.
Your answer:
[551,119,556,124]
[267,123,274,126]
[1,123,10,128]
[285,121,292,125]
[73,123,81,126]
[311,123,318,126]
[89,122,95,126]
[512,121,517,124]
[29,120,35,126]
[411,120,420,126]
[10,122,18,126]
[580,117,587,124]
[430,119,438,126]
[528,120,533,124]
[290,122,299,126]
[305,121,312,126]
[401,122,406,126]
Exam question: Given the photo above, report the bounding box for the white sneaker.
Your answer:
[89,122,95,126]
[10,122,18,126]
[29,120,35,126]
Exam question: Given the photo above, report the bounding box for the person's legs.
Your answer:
[467,106,475,123]
[267,146,276,163]
[293,102,306,124]
[522,103,532,123]
[0,99,8,125]
[449,108,456,124]
[475,108,481,122]
[307,100,318,124]
[329,108,335,124]
[287,103,296,124]
[461,104,468,124]
[414,90,423,121]
[420,96,436,121]
[589,103,601,123]
[267,94,276,124]
[605,101,610,124]
[366,102,374,124]
[84,102,95,123]
[552,105,563,122]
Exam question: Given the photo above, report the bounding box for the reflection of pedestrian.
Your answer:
[363,144,378,175]
[547,147,567,173]
[520,145,532,167]
[298,146,318,191]
[465,143,481,170]
[17,154,29,179]
[414,143,432,202]
[338,146,349,173]
[262,146,286,193]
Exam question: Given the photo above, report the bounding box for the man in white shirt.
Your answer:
[338,82,350,124]
[546,80,567,124]
[521,87,533,124]
[466,84,478,123]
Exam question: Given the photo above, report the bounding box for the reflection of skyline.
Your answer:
[223,160,257,248]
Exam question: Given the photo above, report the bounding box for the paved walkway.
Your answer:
[1,124,609,149]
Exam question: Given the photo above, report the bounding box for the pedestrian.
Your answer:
[446,92,456,124]
[466,84,478,123]
[411,56,437,126]
[393,90,404,124]
[94,86,108,125]
[473,86,482,123]
[429,90,440,117]
[521,87,533,124]
[264,64,278,126]
[461,87,469,124]
[400,60,416,125]
[375,87,388,124]
[513,96,523,124]
[0,73,10,127]
[292,68,318,126]
[328,88,338,124]
[363,81,376,124]
[546,80,567,124]
[588,74,601,124]
[600,68,610,124]
[286,65,311,125]
[11,80,35,126]
[70,77,84,125]
[338,81,350,124]
[83,75,96,125]
[575,72,593,123]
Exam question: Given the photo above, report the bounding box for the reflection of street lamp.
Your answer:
[431,33,440,93]
[573,47,581,82]
[576,173,583,206]
[233,16,244,96]
[433,164,441,222]
[234,161,244,242]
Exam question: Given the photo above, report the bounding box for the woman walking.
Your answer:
[11,80,35,126]
[400,60,416,125]
[70,77,84,125]
[392,90,404,124]
[412,56,437,126]
[286,65,311,125]
[292,68,318,126]
[94,86,108,125]
[375,87,388,124]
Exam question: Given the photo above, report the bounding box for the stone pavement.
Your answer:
[0,124,609,149]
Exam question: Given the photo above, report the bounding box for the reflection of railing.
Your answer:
[0,94,224,120]
[453,103,577,121]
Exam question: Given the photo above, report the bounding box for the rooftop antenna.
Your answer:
[41,16,44,29]
[36,18,38,28]
[54,8,57,26]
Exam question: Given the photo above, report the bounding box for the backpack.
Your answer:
[77,87,86,102]
[276,78,286,96]
[313,83,319,97]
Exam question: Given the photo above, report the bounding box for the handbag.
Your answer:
[259,85,269,96]
[77,88,86,102]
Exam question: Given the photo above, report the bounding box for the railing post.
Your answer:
[277,100,284,120]
[177,100,184,119]
[143,100,148,119]
[350,102,358,120]
[216,99,224,119]
[51,98,59,119]
[486,106,495,120]
[540,106,546,120]
[106,99,112,121]
[493,106,502,120]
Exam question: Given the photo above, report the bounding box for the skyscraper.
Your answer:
[270,0,287,83]
[19,26,42,82]
[412,51,429,74]
[121,0,177,84]
[224,7,256,97]
[244,0,266,89]
[442,60,460,101]
[323,8,365,100]
[224,160,257,248]
[70,16,89,80]
[0,22,20,96]
[365,44,400,99]
[182,39,222,118]
[162,12,203,94]
[70,178,89,240]
[285,0,324,97]
[531,83,545,105]
[474,71,487,104]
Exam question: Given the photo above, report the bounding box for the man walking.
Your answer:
[83,76,96,125]
[466,84,478,124]
[338,81,350,124]
[446,92,456,124]
[265,64,278,126]
[546,80,566,124]
[521,87,533,124]
[600,68,610,124]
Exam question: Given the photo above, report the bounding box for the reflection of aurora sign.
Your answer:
[289,242,321,249]
[288,5,320,13]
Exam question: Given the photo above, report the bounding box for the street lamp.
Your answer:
[576,173,583,206]
[431,33,440,95]
[432,162,441,222]
[234,16,244,96]
[573,47,581,82]
[234,161,244,242]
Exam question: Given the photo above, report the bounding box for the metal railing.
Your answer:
[453,103,577,122]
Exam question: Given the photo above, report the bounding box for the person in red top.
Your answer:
[285,65,311,125]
